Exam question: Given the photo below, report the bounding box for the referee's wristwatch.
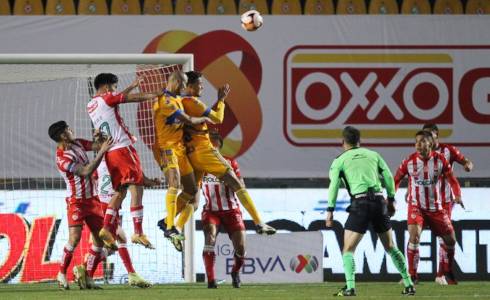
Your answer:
[326,207,335,212]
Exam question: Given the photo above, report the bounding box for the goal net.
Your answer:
[0,54,195,285]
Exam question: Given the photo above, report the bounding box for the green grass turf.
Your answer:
[1,282,490,300]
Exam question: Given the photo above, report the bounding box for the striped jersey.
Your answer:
[56,139,97,200]
[394,151,461,212]
[202,157,241,212]
[435,143,466,203]
[87,92,135,152]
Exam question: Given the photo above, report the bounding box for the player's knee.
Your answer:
[191,201,199,211]
[442,235,456,246]
[235,246,245,257]
[223,171,243,191]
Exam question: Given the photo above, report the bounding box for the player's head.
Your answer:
[94,73,118,92]
[342,126,360,149]
[422,123,439,148]
[415,130,434,157]
[209,129,223,150]
[167,71,187,95]
[185,71,203,97]
[48,121,74,143]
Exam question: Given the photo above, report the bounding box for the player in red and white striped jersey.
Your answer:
[49,121,113,290]
[394,130,463,285]
[422,124,473,285]
[87,73,163,250]
[95,159,151,288]
[201,131,246,289]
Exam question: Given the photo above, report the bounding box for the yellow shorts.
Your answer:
[187,144,231,178]
[154,143,194,177]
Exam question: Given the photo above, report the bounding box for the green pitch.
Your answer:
[1,282,490,299]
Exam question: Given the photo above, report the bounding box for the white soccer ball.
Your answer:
[241,10,263,32]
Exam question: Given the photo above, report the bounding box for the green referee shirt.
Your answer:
[327,147,395,211]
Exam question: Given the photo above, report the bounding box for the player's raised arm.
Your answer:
[74,137,113,177]
[205,84,230,124]
[123,79,164,103]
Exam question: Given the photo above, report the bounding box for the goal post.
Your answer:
[0,53,195,284]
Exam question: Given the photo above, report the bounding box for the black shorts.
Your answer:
[344,196,391,234]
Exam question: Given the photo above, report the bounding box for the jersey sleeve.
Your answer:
[182,97,208,117]
[76,139,93,151]
[104,92,126,107]
[56,155,77,173]
[159,97,182,124]
[377,153,395,197]
[393,158,409,190]
[327,158,342,211]
[447,144,466,165]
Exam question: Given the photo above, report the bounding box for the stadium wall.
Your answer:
[0,16,489,178]
[1,188,489,282]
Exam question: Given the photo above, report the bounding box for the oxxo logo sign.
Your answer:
[284,46,490,147]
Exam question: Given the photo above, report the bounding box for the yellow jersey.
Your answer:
[181,96,211,147]
[153,90,185,149]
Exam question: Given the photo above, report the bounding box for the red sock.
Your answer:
[203,246,216,282]
[130,205,144,235]
[103,208,118,231]
[118,244,135,273]
[407,243,419,277]
[445,246,455,274]
[59,244,74,274]
[437,243,447,277]
[86,246,102,277]
[232,253,245,273]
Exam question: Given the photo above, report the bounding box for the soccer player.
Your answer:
[178,71,276,236]
[96,158,153,288]
[201,130,247,289]
[152,71,211,244]
[49,121,112,290]
[394,130,463,286]
[326,126,414,297]
[422,124,473,284]
[87,73,163,250]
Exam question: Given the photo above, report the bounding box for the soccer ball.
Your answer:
[241,10,263,32]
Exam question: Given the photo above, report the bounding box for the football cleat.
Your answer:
[99,228,118,251]
[255,223,276,235]
[231,271,241,288]
[435,275,448,285]
[157,218,167,233]
[128,272,152,288]
[86,276,103,290]
[56,272,69,290]
[334,286,356,297]
[402,285,416,296]
[207,280,218,289]
[72,265,87,290]
[444,272,458,285]
[131,233,155,249]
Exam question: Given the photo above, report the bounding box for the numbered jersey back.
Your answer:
[87,92,135,151]
[97,159,114,203]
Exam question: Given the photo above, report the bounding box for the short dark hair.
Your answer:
[94,73,118,89]
[422,123,439,135]
[48,120,68,142]
[185,71,202,85]
[342,126,360,146]
[209,129,223,148]
[416,130,434,144]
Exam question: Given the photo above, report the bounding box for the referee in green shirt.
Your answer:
[325,126,414,297]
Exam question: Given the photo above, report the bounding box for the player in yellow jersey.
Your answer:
[178,71,276,235]
[153,71,212,244]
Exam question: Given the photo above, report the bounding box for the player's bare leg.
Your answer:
[378,229,415,295]
[230,230,246,288]
[407,224,422,284]
[128,184,153,249]
[58,225,82,290]
[99,189,126,250]
[435,236,449,285]
[221,170,276,235]
[84,217,106,289]
[203,223,218,288]
[440,232,457,284]
[116,227,152,288]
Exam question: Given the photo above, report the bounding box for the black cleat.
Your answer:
[402,285,416,296]
[231,271,241,288]
[207,280,218,289]
[334,286,356,296]
[410,275,419,285]
[157,218,166,232]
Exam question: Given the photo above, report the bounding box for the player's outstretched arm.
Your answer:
[205,84,230,123]
[176,111,214,126]
[74,137,113,177]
